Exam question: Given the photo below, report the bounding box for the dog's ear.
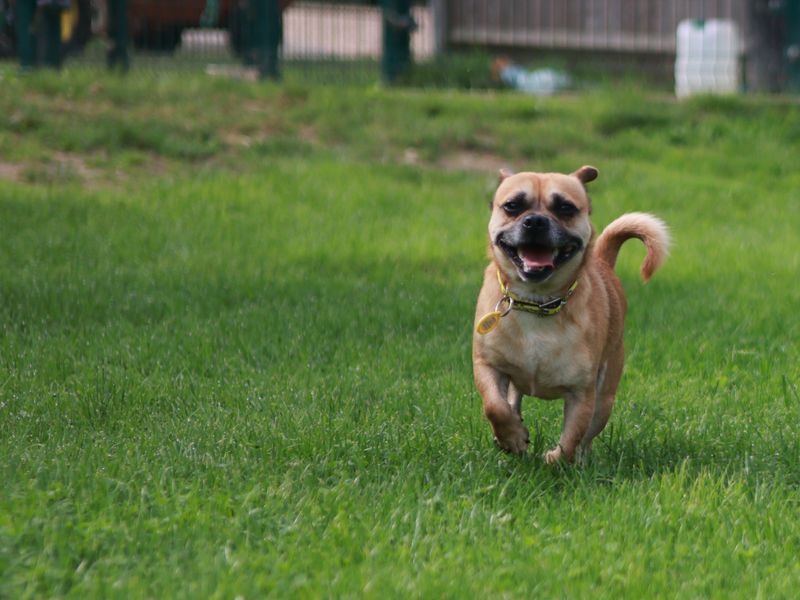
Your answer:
[573,165,599,185]
[491,169,513,210]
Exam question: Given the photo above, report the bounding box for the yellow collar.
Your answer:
[476,269,578,335]
[496,269,578,316]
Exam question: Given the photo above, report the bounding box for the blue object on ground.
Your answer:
[500,65,573,96]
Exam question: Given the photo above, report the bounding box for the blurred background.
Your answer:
[1,0,798,93]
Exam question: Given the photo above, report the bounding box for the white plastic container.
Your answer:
[675,19,741,98]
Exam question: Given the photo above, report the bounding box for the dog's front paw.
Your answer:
[543,445,563,464]
[493,422,530,454]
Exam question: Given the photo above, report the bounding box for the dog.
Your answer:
[472,166,669,463]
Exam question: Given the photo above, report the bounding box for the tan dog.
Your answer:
[472,166,669,463]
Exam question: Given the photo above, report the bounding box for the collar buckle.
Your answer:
[537,297,566,311]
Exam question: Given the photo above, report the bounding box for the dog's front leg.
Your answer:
[544,388,595,464]
[474,362,529,454]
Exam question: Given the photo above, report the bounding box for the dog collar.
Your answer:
[476,270,578,335]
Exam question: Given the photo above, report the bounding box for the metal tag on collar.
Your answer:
[476,296,514,335]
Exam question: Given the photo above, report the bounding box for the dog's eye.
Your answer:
[503,200,524,215]
[552,195,579,217]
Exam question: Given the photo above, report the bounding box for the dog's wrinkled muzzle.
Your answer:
[496,217,583,282]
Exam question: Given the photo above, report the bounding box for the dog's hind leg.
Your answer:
[581,348,624,454]
[507,381,523,419]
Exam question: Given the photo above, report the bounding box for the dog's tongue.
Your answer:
[519,246,555,269]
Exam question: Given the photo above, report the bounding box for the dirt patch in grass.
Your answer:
[21,152,98,186]
[0,161,23,182]
[53,152,97,181]
[221,131,257,148]
[2,152,112,187]
[437,149,510,174]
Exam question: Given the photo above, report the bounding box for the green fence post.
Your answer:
[200,0,220,28]
[107,0,130,71]
[381,0,414,83]
[15,0,36,70]
[786,0,800,92]
[40,2,63,68]
[251,0,282,79]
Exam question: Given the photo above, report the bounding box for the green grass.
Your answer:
[1,66,800,598]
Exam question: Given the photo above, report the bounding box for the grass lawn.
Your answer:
[1,66,799,598]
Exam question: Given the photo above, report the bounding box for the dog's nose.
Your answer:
[522,214,550,230]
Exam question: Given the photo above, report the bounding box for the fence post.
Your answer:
[748,0,788,91]
[431,0,447,56]
[381,0,414,83]
[251,0,282,79]
[40,2,63,68]
[15,0,36,70]
[107,0,130,71]
[786,0,800,92]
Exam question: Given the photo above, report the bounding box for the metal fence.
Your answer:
[1,0,796,91]
[448,0,745,52]
[442,0,792,91]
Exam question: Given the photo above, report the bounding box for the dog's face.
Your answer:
[489,166,598,286]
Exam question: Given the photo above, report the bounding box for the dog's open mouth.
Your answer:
[498,239,581,281]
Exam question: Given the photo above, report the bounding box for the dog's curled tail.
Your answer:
[595,212,670,282]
